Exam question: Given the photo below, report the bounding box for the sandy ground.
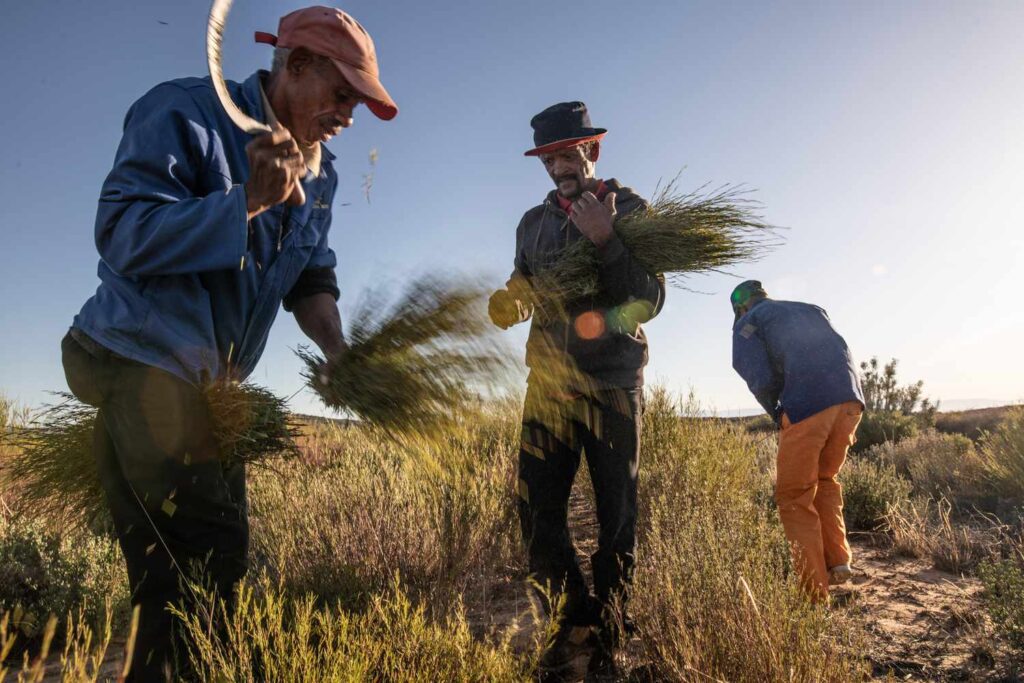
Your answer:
[845,538,1022,682]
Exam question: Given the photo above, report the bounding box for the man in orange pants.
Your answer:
[730,281,865,601]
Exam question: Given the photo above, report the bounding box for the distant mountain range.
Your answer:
[715,399,1021,419]
[936,398,1022,412]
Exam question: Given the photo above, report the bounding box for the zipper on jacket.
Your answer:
[278,207,292,252]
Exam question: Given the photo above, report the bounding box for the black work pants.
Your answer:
[61,332,248,682]
[517,382,641,629]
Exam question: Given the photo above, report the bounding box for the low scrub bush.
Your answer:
[979,407,1024,504]
[871,430,988,507]
[855,411,922,453]
[840,457,912,532]
[0,511,129,643]
[978,538,1024,651]
[936,406,1018,441]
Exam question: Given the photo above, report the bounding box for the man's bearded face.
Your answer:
[540,144,597,200]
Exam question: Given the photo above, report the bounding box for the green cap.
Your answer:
[730,280,768,321]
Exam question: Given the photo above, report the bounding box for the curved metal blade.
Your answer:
[207,0,271,135]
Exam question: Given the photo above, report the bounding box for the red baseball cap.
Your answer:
[256,6,397,121]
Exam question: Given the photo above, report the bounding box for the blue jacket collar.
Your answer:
[239,71,268,125]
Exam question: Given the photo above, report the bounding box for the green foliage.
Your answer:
[0,512,128,642]
[854,357,937,452]
[839,457,912,531]
[1,387,869,680]
[979,407,1024,503]
[978,550,1024,650]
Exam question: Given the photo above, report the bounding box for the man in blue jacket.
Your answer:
[730,280,864,602]
[61,7,396,679]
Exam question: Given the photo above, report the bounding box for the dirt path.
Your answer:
[847,539,1020,682]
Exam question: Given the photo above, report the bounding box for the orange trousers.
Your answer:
[775,401,863,601]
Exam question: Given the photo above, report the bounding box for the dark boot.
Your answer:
[538,623,595,682]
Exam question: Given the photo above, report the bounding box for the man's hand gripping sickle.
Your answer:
[207,0,306,219]
[244,124,308,220]
[572,191,617,247]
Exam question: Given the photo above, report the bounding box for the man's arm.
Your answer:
[572,192,665,324]
[489,215,534,329]
[95,84,304,277]
[292,292,347,360]
[732,324,782,422]
[284,202,345,357]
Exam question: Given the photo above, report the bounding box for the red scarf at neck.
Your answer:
[557,180,608,216]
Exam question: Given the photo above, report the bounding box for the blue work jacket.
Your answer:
[73,71,338,385]
[732,299,864,424]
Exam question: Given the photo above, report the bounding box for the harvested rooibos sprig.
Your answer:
[203,381,302,466]
[1,395,105,523]
[1,383,299,525]
[300,275,510,442]
[526,179,779,314]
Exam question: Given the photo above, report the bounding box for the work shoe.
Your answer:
[829,564,853,586]
[537,624,593,682]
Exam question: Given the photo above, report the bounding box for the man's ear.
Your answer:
[287,47,315,76]
[586,141,601,163]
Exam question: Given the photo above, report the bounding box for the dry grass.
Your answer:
[248,401,521,612]
[173,576,531,683]
[0,600,135,683]
[886,497,1008,574]
[2,387,871,680]
[979,406,1024,501]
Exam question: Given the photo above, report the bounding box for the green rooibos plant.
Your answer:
[525,179,778,316]
[301,275,510,444]
[1,383,299,525]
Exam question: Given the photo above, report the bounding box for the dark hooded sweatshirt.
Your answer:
[505,179,665,388]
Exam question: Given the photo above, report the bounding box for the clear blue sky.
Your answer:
[2,0,1022,416]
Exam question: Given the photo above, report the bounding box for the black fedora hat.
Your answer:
[523,101,607,156]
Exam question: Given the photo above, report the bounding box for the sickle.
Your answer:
[207,0,305,205]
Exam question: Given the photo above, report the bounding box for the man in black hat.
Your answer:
[489,101,665,678]
[730,280,865,602]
